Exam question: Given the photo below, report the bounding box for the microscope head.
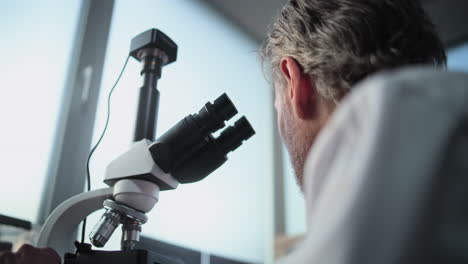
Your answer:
[92,93,255,250]
[103,94,254,189]
[148,93,245,179]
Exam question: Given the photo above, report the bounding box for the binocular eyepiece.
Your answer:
[192,93,238,136]
[149,93,255,184]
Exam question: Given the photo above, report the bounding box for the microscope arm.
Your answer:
[36,188,113,257]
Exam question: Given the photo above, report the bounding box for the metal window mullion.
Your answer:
[38,0,115,225]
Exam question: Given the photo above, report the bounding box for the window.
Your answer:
[0,0,81,222]
[448,42,468,72]
[87,1,273,262]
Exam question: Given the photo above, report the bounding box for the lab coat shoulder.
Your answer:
[277,67,468,264]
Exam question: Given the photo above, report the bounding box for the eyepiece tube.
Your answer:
[193,93,238,135]
[213,93,237,121]
[149,93,239,173]
[216,116,255,154]
[171,116,255,184]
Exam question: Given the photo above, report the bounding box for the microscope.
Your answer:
[36,29,255,264]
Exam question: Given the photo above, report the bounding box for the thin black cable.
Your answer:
[80,55,131,244]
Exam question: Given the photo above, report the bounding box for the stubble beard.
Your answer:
[282,104,314,191]
[285,130,313,191]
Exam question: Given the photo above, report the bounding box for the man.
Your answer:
[260,0,446,261]
[0,0,448,263]
[0,244,60,264]
[262,0,446,190]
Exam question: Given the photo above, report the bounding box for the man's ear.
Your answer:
[279,56,317,119]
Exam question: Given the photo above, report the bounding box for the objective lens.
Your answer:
[89,210,122,248]
[121,222,142,251]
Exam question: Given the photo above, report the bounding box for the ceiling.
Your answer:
[203,0,468,48]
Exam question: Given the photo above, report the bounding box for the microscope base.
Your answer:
[64,243,184,264]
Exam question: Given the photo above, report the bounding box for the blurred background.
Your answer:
[0,0,467,263]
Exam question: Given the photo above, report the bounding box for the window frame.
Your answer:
[38,0,115,225]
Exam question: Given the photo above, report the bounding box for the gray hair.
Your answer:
[261,0,447,101]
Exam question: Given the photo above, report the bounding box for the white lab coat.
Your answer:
[278,67,468,264]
